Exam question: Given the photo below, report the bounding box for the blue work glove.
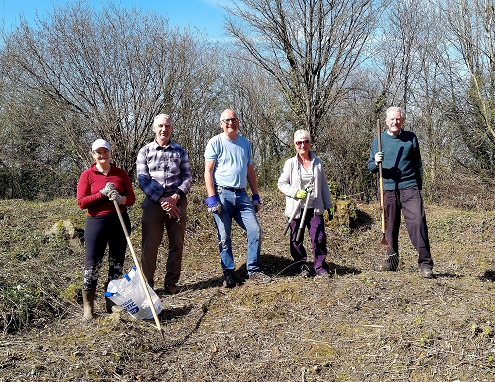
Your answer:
[252,194,261,213]
[205,195,221,215]
[326,207,334,221]
[294,190,307,199]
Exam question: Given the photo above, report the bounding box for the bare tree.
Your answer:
[218,55,290,186]
[443,0,495,174]
[223,0,385,141]
[2,2,219,179]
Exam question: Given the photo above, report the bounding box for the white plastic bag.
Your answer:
[104,266,162,320]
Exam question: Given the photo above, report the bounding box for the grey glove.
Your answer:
[108,189,123,204]
[374,152,384,164]
[99,182,115,197]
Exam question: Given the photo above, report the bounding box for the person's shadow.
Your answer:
[479,270,495,282]
[176,253,360,293]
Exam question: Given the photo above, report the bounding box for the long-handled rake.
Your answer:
[109,186,165,339]
[377,119,389,248]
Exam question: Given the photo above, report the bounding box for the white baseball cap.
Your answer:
[91,139,111,152]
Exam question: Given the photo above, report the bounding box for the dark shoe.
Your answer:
[421,267,433,279]
[223,271,236,288]
[164,283,180,295]
[315,270,331,279]
[297,264,311,278]
[248,271,272,283]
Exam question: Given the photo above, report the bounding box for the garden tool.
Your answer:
[296,180,314,242]
[377,119,389,248]
[108,183,165,339]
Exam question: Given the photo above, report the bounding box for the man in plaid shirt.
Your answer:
[136,114,192,294]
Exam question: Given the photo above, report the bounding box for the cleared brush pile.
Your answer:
[1,189,495,381]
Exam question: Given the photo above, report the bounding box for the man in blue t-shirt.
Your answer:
[204,109,271,288]
[368,106,434,278]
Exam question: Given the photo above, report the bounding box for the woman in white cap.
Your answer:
[76,139,135,321]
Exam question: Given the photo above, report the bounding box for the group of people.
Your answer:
[76,106,434,321]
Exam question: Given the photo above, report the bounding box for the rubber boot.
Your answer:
[82,288,96,322]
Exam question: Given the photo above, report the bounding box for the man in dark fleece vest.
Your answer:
[368,106,434,278]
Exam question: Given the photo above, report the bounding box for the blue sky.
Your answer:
[0,0,230,39]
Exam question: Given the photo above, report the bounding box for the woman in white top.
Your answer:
[277,130,333,278]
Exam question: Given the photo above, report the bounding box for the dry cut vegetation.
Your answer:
[1,188,495,381]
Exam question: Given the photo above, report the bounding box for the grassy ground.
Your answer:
[1,188,495,381]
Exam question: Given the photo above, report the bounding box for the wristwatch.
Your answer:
[173,193,181,201]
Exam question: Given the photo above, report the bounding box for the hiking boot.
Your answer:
[164,283,180,295]
[248,271,272,284]
[223,271,236,288]
[296,263,311,278]
[421,267,433,279]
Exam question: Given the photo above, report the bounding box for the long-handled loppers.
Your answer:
[296,182,313,242]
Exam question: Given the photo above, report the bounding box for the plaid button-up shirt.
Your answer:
[136,140,192,202]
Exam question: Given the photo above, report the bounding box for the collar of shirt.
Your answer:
[153,140,175,150]
[386,129,402,137]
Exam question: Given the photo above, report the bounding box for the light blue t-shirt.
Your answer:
[204,133,253,189]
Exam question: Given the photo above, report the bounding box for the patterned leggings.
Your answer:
[83,212,131,290]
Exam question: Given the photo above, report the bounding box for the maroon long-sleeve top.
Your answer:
[77,163,135,216]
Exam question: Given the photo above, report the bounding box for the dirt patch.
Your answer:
[1,191,495,381]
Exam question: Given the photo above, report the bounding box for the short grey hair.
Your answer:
[293,129,311,142]
[386,106,404,118]
[153,113,171,127]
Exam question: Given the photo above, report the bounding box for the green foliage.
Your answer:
[327,198,360,232]
[3,284,38,309]
[0,198,84,333]
[60,284,80,304]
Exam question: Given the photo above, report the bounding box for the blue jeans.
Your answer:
[213,187,261,275]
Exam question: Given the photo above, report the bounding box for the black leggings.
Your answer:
[83,212,131,290]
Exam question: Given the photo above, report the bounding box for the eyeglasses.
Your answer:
[221,118,238,124]
[295,139,310,146]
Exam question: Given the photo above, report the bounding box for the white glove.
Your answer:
[374,152,384,164]
[108,189,123,204]
[100,182,115,197]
